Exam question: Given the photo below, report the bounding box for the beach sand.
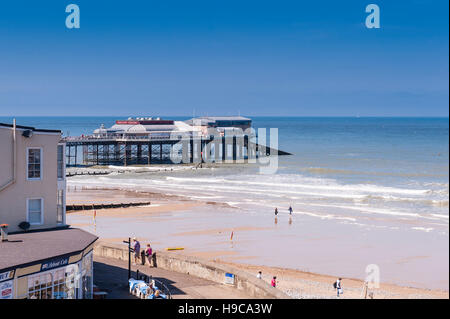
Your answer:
[66,187,449,299]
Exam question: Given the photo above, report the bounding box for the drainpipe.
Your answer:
[0,119,16,192]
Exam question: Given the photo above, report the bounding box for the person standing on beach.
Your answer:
[288,206,293,215]
[271,276,277,288]
[133,237,141,265]
[335,278,343,297]
[145,244,153,267]
[274,208,278,216]
[257,271,262,279]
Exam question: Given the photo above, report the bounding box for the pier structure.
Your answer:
[63,116,290,166]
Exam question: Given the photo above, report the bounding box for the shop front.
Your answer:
[0,228,97,299]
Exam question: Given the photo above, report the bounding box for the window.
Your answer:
[81,252,93,299]
[57,190,64,224]
[27,272,52,299]
[27,148,42,180]
[27,198,43,225]
[57,145,64,179]
[25,267,78,299]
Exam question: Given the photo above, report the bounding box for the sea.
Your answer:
[2,116,448,290]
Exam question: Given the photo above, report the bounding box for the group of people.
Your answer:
[132,238,154,266]
[274,206,294,225]
[256,271,278,288]
[274,205,293,216]
[258,270,344,297]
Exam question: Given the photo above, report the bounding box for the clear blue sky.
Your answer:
[0,0,448,116]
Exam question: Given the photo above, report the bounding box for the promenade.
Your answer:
[93,256,254,299]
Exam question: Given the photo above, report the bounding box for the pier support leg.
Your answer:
[96,144,99,165]
[222,137,226,162]
[232,136,237,162]
[137,144,142,164]
[148,143,151,165]
[190,138,194,164]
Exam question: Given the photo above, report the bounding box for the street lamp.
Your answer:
[122,237,132,280]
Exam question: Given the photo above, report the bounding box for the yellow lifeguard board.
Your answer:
[166,247,184,251]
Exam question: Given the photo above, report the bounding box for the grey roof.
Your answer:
[0,228,98,271]
[185,116,251,125]
[0,122,61,134]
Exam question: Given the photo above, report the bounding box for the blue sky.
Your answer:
[0,0,448,116]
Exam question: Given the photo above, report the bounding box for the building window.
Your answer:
[57,145,64,179]
[27,198,43,225]
[26,268,77,299]
[28,272,53,299]
[81,252,93,299]
[27,148,42,180]
[57,190,64,224]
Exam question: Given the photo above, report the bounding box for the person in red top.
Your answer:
[145,244,153,267]
[271,276,277,288]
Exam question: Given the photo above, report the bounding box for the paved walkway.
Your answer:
[94,256,254,299]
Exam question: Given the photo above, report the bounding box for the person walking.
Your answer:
[335,278,343,297]
[132,237,141,265]
[257,271,262,279]
[288,206,293,215]
[145,244,153,267]
[271,276,277,288]
[274,208,278,216]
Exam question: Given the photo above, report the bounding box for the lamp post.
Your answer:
[122,237,131,280]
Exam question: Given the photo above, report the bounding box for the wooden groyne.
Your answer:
[66,202,151,212]
[66,170,112,177]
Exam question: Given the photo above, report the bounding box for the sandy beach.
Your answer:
[66,187,448,299]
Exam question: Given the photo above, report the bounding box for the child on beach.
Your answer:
[271,276,277,288]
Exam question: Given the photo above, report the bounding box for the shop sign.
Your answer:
[41,256,70,271]
[0,280,13,299]
[0,270,14,283]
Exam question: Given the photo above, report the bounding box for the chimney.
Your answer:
[1,224,9,242]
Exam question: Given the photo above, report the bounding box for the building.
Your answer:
[92,117,197,139]
[0,121,98,299]
[0,121,66,232]
[63,115,289,166]
[0,228,97,299]
[185,116,252,136]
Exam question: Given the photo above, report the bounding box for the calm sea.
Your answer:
[3,116,448,225]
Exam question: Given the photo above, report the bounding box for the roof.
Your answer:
[185,116,251,125]
[0,122,61,134]
[0,228,98,271]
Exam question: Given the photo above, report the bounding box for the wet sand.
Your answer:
[66,187,449,299]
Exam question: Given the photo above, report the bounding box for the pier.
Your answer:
[63,135,291,166]
[62,116,291,166]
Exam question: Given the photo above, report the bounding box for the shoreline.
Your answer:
[66,186,448,298]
